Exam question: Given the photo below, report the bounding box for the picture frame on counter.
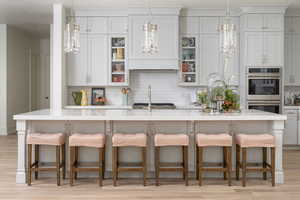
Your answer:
[91,88,106,105]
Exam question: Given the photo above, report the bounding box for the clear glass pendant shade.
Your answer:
[64,18,80,54]
[219,18,237,59]
[142,22,158,54]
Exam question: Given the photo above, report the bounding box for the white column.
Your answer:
[272,120,285,184]
[51,4,65,114]
[16,120,27,184]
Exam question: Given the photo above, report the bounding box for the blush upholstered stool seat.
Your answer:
[235,134,276,187]
[196,133,232,186]
[112,133,147,186]
[27,133,66,186]
[69,133,106,186]
[154,134,189,186]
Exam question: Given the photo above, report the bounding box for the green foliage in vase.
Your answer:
[212,87,225,100]
[197,91,209,105]
[222,89,240,112]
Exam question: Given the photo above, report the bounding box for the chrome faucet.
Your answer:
[148,85,152,111]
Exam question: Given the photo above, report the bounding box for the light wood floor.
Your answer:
[1,135,300,200]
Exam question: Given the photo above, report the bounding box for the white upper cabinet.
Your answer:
[129,15,179,69]
[74,17,88,33]
[180,17,199,34]
[242,14,283,31]
[68,34,88,86]
[285,16,300,33]
[285,34,293,85]
[88,34,108,86]
[199,17,219,34]
[109,17,128,34]
[87,17,108,33]
[200,34,221,85]
[244,32,283,66]
[245,32,264,66]
[283,109,298,145]
[263,32,283,66]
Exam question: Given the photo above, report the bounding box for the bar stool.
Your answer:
[196,133,232,186]
[235,134,276,187]
[27,133,66,186]
[154,134,189,186]
[112,133,147,186]
[69,133,106,186]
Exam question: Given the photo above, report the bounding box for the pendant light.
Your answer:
[219,0,237,81]
[64,0,80,54]
[142,0,158,54]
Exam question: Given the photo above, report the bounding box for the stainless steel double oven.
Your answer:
[247,67,281,114]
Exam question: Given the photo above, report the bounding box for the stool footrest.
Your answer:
[200,167,228,172]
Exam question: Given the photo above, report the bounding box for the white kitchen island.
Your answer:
[14,109,287,184]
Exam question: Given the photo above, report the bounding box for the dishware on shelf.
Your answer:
[116,48,124,60]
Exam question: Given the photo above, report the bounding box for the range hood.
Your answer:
[128,10,180,71]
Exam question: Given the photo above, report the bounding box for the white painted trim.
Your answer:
[240,6,287,14]
[16,120,27,184]
[180,8,240,17]
[0,24,7,136]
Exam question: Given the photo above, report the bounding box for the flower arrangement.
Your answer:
[222,88,240,112]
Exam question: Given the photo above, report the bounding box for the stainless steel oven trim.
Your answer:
[247,95,281,101]
[247,100,281,106]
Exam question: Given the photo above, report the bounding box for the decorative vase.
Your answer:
[122,93,128,106]
[81,90,88,106]
[72,92,82,106]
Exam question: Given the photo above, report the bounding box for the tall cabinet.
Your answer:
[179,16,239,86]
[67,16,129,87]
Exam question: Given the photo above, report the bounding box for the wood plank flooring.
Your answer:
[1,135,300,200]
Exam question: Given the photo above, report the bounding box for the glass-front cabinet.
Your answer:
[179,36,198,85]
[109,36,128,86]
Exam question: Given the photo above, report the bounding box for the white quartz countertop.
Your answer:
[14,109,287,121]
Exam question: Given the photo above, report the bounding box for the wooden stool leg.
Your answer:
[183,146,188,186]
[198,146,203,186]
[112,146,117,187]
[223,147,227,180]
[34,144,39,180]
[69,147,74,186]
[227,147,232,186]
[263,147,267,180]
[182,146,185,180]
[196,145,199,180]
[155,146,160,186]
[236,144,240,180]
[62,144,66,179]
[142,147,147,186]
[102,146,106,179]
[56,145,61,186]
[242,148,247,187]
[74,146,78,179]
[271,147,276,187]
[27,144,32,186]
[99,148,103,187]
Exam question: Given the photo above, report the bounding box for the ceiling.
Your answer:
[0,0,297,38]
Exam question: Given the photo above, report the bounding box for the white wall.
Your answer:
[0,24,7,135]
[5,26,39,134]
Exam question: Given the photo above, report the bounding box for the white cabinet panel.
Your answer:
[180,17,199,34]
[264,14,283,31]
[264,32,283,66]
[200,34,221,85]
[293,35,300,85]
[67,34,88,86]
[109,17,128,34]
[88,34,108,86]
[292,17,300,33]
[285,35,294,85]
[200,17,219,34]
[75,17,88,33]
[283,109,298,145]
[87,17,108,33]
[245,32,264,66]
[243,14,264,31]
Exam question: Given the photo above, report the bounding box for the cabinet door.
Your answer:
[67,34,88,86]
[87,17,108,34]
[180,17,199,34]
[200,34,221,85]
[109,17,128,34]
[285,34,294,85]
[292,17,300,33]
[88,34,108,86]
[245,32,264,66]
[293,35,300,85]
[264,14,283,31]
[283,109,298,145]
[199,17,219,34]
[243,14,264,31]
[264,32,283,66]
